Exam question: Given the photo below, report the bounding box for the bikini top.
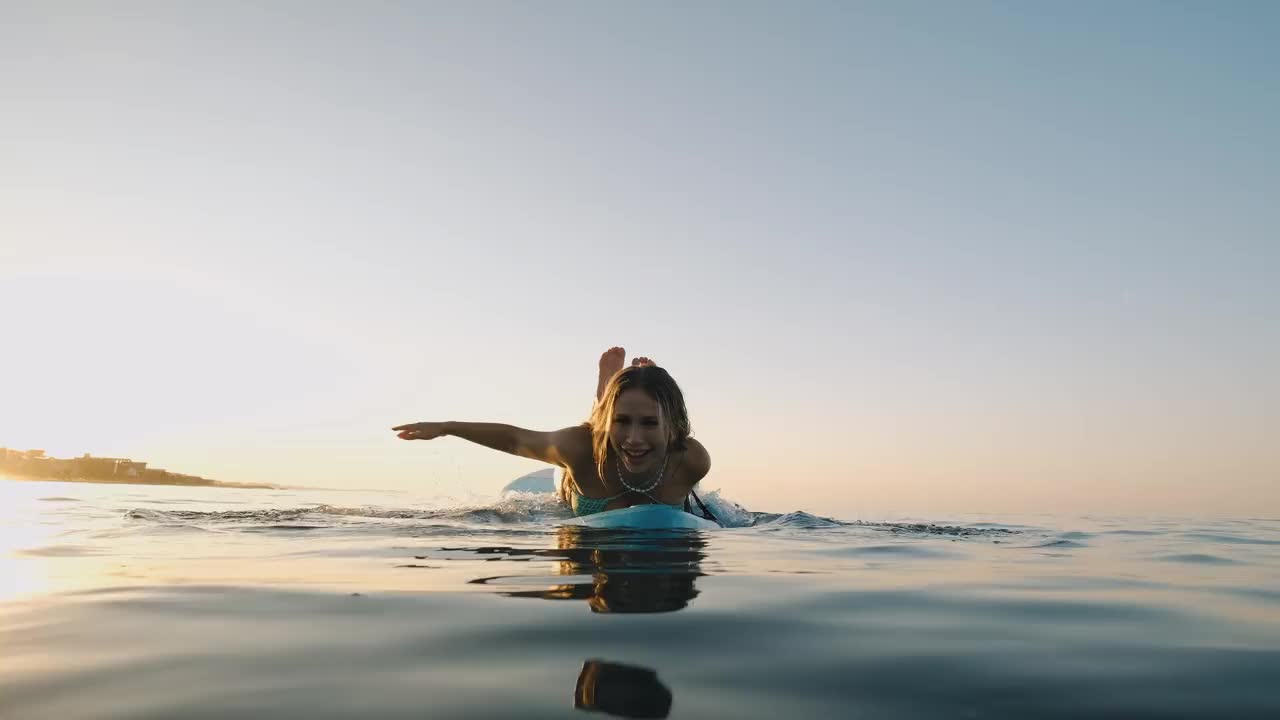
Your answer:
[568,453,683,517]
[569,484,684,516]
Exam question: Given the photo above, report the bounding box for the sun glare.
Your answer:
[0,482,61,601]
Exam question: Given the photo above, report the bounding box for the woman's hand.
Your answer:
[392,422,449,441]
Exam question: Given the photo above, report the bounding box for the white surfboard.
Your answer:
[501,467,557,494]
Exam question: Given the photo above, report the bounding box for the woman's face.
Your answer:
[608,388,669,473]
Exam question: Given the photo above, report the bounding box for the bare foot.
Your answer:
[597,347,626,401]
[631,356,656,367]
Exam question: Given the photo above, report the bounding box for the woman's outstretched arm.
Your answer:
[393,421,587,466]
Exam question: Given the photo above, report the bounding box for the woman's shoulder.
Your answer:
[551,424,595,465]
[675,438,711,484]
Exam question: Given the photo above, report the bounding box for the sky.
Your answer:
[2,1,1277,517]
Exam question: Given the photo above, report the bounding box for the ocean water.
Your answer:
[2,479,1278,719]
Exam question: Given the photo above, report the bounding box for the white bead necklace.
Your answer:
[614,450,668,494]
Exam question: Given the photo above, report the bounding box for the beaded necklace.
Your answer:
[614,450,668,495]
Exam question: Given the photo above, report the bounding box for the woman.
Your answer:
[393,348,712,518]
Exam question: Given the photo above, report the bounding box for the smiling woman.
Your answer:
[394,348,715,523]
[572,362,704,514]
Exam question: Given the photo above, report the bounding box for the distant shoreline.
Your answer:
[1,447,280,491]
[1,473,279,491]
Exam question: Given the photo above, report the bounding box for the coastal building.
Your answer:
[114,460,147,478]
[72,455,129,479]
[2,447,222,488]
[1,448,59,474]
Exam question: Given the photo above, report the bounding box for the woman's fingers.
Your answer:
[394,423,423,440]
[395,423,440,440]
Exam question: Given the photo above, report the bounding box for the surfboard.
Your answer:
[504,467,721,529]
[563,503,721,530]
[502,467,556,494]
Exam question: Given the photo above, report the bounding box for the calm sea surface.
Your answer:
[2,479,1277,719]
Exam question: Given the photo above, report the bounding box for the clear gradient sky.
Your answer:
[3,2,1277,517]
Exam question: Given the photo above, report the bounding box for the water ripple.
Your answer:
[1155,553,1241,565]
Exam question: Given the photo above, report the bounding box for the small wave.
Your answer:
[861,521,1019,539]
[304,494,572,524]
[1219,587,1280,604]
[126,508,314,523]
[1182,532,1280,546]
[820,543,958,559]
[1155,553,1240,565]
[305,505,436,520]
[1029,539,1086,549]
[755,511,848,529]
[39,496,81,503]
[16,544,102,557]
[122,494,574,530]
[747,514,1022,538]
[693,490,754,528]
[412,493,572,523]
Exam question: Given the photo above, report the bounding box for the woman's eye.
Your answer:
[642,420,659,427]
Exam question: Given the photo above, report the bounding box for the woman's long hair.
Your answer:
[560,365,692,506]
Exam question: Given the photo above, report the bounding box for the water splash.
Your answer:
[121,491,1023,539]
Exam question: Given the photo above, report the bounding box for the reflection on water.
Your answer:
[575,659,672,719]
[467,527,706,613]
[5,481,1280,719]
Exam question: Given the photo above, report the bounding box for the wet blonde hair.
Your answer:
[595,365,691,487]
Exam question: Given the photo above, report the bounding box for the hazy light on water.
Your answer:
[1,481,1278,717]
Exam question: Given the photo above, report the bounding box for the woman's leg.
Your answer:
[597,347,625,402]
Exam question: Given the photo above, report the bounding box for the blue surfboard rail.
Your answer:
[563,504,721,530]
